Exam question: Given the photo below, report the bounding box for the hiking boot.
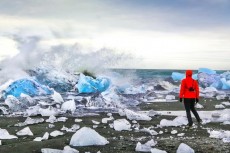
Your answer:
[186,124,193,129]
[197,119,203,124]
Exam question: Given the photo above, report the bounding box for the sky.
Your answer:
[0,0,230,70]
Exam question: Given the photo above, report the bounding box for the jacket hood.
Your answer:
[186,70,193,78]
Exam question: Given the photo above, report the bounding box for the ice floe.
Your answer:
[0,128,18,139]
[176,143,194,153]
[70,127,109,146]
[113,119,131,131]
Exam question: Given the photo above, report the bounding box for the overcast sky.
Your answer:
[0,0,230,70]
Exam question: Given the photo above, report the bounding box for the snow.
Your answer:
[176,143,194,153]
[16,127,33,136]
[69,127,109,146]
[76,73,110,93]
[52,90,64,103]
[2,78,53,99]
[61,99,76,113]
[151,148,167,153]
[50,130,64,137]
[135,139,157,152]
[125,109,151,121]
[0,129,18,139]
[113,119,131,131]
[160,116,188,127]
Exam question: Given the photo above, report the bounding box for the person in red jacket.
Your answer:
[179,70,202,128]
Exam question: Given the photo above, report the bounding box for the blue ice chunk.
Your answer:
[171,72,198,81]
[198,68,216,75]
[76,73,110,93]
[220,78,230,90]
[192,74,198,80]
[171,72,185,81]
[3,79,53,99]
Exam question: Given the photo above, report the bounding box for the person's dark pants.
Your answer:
[184,98,201,126]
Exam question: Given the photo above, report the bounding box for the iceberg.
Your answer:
[171,72,197,81]
[177,143,194,153]
[125,109,152,121]
[2,79,53,99]
[61,99,76,113]
[171,72,185,81]
[70,127,109,146]
[16,127,33,136]
[135,139,157,152]
[50,130,64,137]
[198,68,216,74]
[76,73,110,93]
[113,119,131,131]
[160,116,188,127]
[0,129,18,139]
[30,67,78,92]
[151,148,167,153]
[220,78,230,90]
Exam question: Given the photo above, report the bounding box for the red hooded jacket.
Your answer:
[179,70,199,99]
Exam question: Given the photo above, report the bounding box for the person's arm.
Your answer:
[179,80,185,102]
[195,80,199,102]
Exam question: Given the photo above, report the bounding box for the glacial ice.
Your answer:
[208,130,230,143]
[0,129,18,139]
[135,139,157,152]
[176,143,194,153]
[125,109,152,121]
[69,127,109,146]
[50,130,64,137]
[139,127,158,136]
[15,117,44,126]
[31,67,78,93]
[151,148,167,153]
[2,79,53,99]
[171,72,197,81]
[76,73,110,93]
[198,68,216,74]
[34,132,49,141]
[61,99,76,113]
[39,106,59,116]
[52,90,64,103]
[113,119,131,131]
[41,146,79,153]
[16,127,33,136]
[160,116,188,127]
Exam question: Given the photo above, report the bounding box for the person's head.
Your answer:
[186,70,193,78]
